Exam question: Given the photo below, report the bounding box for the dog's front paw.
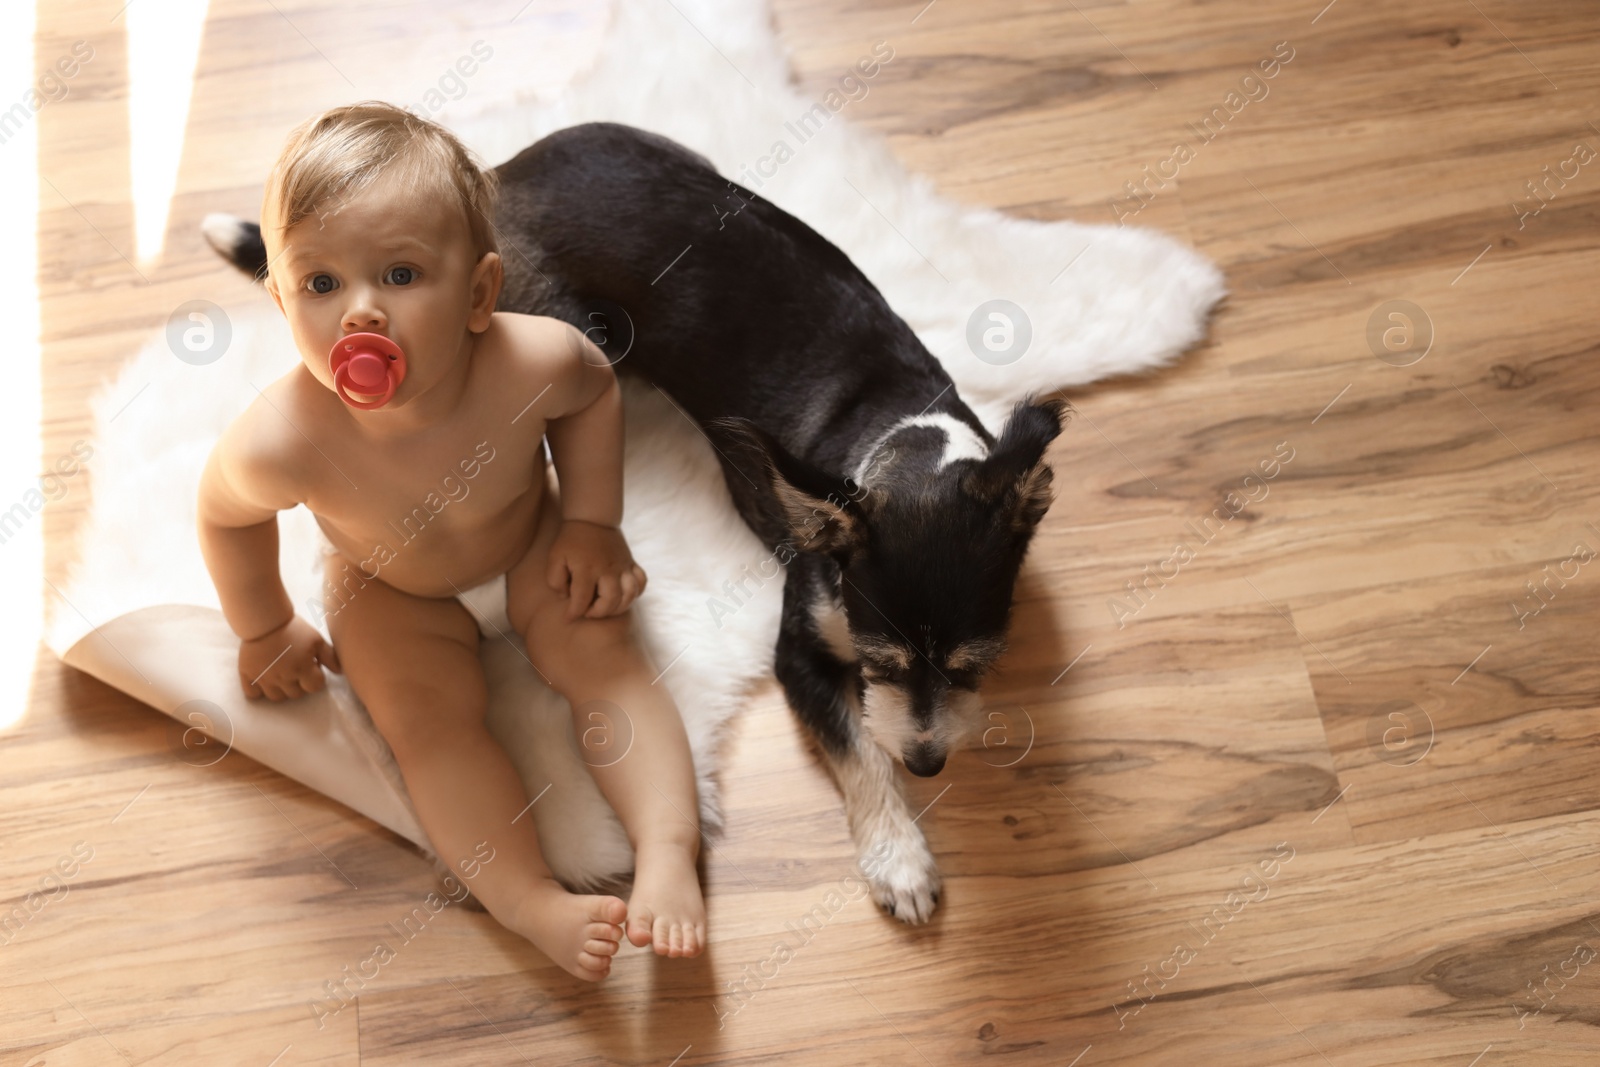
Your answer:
[859,825,942,923]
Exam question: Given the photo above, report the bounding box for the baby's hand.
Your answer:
[546,519,648,621]
[238,615,342,700]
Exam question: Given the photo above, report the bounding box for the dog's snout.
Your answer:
[904,742,947,777]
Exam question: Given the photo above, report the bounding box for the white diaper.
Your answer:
[314,527,513,643]
[454,572,514,642]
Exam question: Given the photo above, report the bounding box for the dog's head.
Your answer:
[713,396,1068,776]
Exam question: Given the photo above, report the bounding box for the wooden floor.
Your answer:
[8,0,1600,1063]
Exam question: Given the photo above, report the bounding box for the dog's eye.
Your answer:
[943,666,984,689]
[944,638,1007,679]
[857,658,902,684]
[943,660,993,682]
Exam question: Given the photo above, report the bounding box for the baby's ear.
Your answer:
[265,273,285,315]
[469,252,502,332]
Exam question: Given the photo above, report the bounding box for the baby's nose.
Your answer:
[343,310,386,332]
[342,300,387,333]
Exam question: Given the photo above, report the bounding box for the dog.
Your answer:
[203,121,1067,923]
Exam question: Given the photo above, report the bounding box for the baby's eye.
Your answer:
[305,273,337,295]
[385,266,417,285]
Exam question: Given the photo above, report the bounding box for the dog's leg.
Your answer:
[774,557,942,923]
[822,711,944,923]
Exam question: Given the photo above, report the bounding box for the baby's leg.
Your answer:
[506,515,706,958]
[324,555,626,981]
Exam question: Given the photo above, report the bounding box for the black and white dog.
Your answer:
[204,122,1066,923]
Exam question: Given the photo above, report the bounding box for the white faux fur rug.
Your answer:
[46,0,1225,891]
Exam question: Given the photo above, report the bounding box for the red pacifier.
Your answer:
[329,332,407,409]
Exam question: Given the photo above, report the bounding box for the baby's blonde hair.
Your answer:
[261,100,500,282]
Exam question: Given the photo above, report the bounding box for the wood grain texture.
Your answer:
[7,0,1600,1063]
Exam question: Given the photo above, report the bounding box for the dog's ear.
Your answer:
[960,396,1070,534]
[707,417,867,556]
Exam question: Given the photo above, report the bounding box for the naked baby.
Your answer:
[196,101,705,981]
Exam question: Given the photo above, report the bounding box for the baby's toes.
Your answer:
[586,919,623,947]
[585,937,620,958]
[627,907,656,948]
[575,951,612,980]
[651,917,685,956]
[587,895,628,927]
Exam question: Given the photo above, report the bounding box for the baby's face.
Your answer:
[264,166,500,408]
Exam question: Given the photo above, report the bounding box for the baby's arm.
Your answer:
[540,324,647,621]
[197,409,340,699]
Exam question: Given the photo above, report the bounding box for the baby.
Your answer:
[196,101,705,981]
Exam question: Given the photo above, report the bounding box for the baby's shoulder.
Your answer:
[481,311,593,376]
[216,366,322,481]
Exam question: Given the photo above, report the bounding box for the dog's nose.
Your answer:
[904,744,947,777]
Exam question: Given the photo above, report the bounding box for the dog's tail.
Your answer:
[201,213,269,283]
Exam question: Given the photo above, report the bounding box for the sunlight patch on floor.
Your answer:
[127,0,209,263]
[0,0,42,730]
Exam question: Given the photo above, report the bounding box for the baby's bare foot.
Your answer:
[626,841,706,957]
[511,878,627,982]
